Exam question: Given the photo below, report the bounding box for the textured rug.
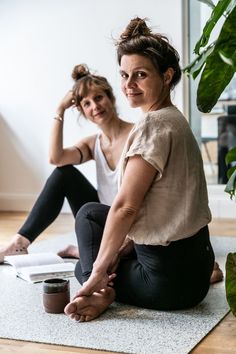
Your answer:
[0,233,234,354]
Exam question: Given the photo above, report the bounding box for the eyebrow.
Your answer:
[119,66,149,73]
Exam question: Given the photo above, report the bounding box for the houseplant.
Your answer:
[184,0,236,316]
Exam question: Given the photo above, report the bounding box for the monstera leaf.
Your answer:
[184,1,236,113]
[197,6,236,112]
[226,253,236,316]
[225,146,236,166]
[194,0,232,54]
[224,147,236,199]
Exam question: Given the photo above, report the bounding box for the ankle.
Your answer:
[12,234,31,248]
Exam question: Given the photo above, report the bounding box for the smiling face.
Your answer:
[120,54,171,112]
[80,89,115,125]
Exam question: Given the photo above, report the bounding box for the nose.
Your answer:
[126,75,136,89]
[91,100,100,111]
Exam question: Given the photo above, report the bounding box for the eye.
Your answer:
[95,94,103,102]
[136,71,146,78]
[82,100,90,108]
[120,72,128,79]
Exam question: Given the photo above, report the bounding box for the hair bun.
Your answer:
[71,64,90,82]
[119,17,152,43]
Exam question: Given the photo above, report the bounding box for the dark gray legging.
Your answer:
[18,165,99,242]
[74,202,215,311]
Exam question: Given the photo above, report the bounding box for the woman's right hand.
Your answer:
[56,90,75,116]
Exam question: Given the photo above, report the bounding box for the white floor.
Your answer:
[203,161,236,218]
[208,184,236,218]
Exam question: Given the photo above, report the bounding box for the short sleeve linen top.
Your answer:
[119,106,211,246]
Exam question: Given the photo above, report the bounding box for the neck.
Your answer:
[144,92,173,113]
[101,115,123,144]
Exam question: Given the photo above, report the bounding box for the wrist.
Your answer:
[93,262,108,274]
[53,114,64,122]
[55,107,65,117]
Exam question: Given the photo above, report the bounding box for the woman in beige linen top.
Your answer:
[65,18,216,322]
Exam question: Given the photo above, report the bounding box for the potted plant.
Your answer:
[184,0,236,316]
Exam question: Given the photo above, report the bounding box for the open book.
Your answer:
[4,252,75,283]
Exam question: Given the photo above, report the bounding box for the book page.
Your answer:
[4,252,64,270]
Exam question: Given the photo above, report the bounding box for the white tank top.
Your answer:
[94,134,120,206]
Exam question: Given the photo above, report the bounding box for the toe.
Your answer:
[85,315,93,322]
[64,301,77,316]
[78,315,85,322]
[74,314,81,321]
[210,269,224,284]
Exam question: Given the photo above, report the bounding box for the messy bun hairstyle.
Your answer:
[71,64,116,115]
[116,17,181,89]
[71,63,90,82]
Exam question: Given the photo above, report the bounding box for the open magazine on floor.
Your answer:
[4,252,75,283]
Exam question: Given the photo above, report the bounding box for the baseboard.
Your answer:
[0,193,71,213]
[0,187,235,218]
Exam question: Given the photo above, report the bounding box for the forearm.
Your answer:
[49,90,77,164]
[107,236,134,274]
[93,203,138,273]
[49,107,65,164]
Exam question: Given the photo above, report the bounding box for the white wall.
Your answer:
[0,0,184,211]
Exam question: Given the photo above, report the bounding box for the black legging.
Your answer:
[74,202,215,311]
[18,165,99,242]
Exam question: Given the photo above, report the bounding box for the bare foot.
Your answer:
[210,261,224,284]
[0,234,30,263]
[64,287,115,322]
[57,244,80,259]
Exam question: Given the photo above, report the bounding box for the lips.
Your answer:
[94,110,105,117]
[126,92,142,97]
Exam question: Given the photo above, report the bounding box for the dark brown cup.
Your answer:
[43,278,70,314]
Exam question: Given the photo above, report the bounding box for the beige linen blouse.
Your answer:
[119,106,211,246]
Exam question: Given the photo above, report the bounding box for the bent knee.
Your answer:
[75,202,109,222]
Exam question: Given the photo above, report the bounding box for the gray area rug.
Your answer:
[0,233,234,354]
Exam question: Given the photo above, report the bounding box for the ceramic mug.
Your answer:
[43,278,70,314]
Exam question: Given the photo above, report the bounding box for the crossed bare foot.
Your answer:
[57,244,80,259]
[0,234,30,263]
[210,261,224,284]
[64,287,115,322]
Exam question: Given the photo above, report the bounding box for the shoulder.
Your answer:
[133,107,187,135]
[76,134,98,153]
[146,106,185,125]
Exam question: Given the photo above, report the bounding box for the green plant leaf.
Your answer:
[219,50,235,66]
[224,169,236,199]
[227,165,236,179]
[225,146,236,164]
[198,0,215,9]
[226,253,236,316]
[197,5,236,112]
[195,0,232,54]
[183,43,215,79]
[225,0,236,15]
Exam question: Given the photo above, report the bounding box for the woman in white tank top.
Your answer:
[0,64,133,262]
